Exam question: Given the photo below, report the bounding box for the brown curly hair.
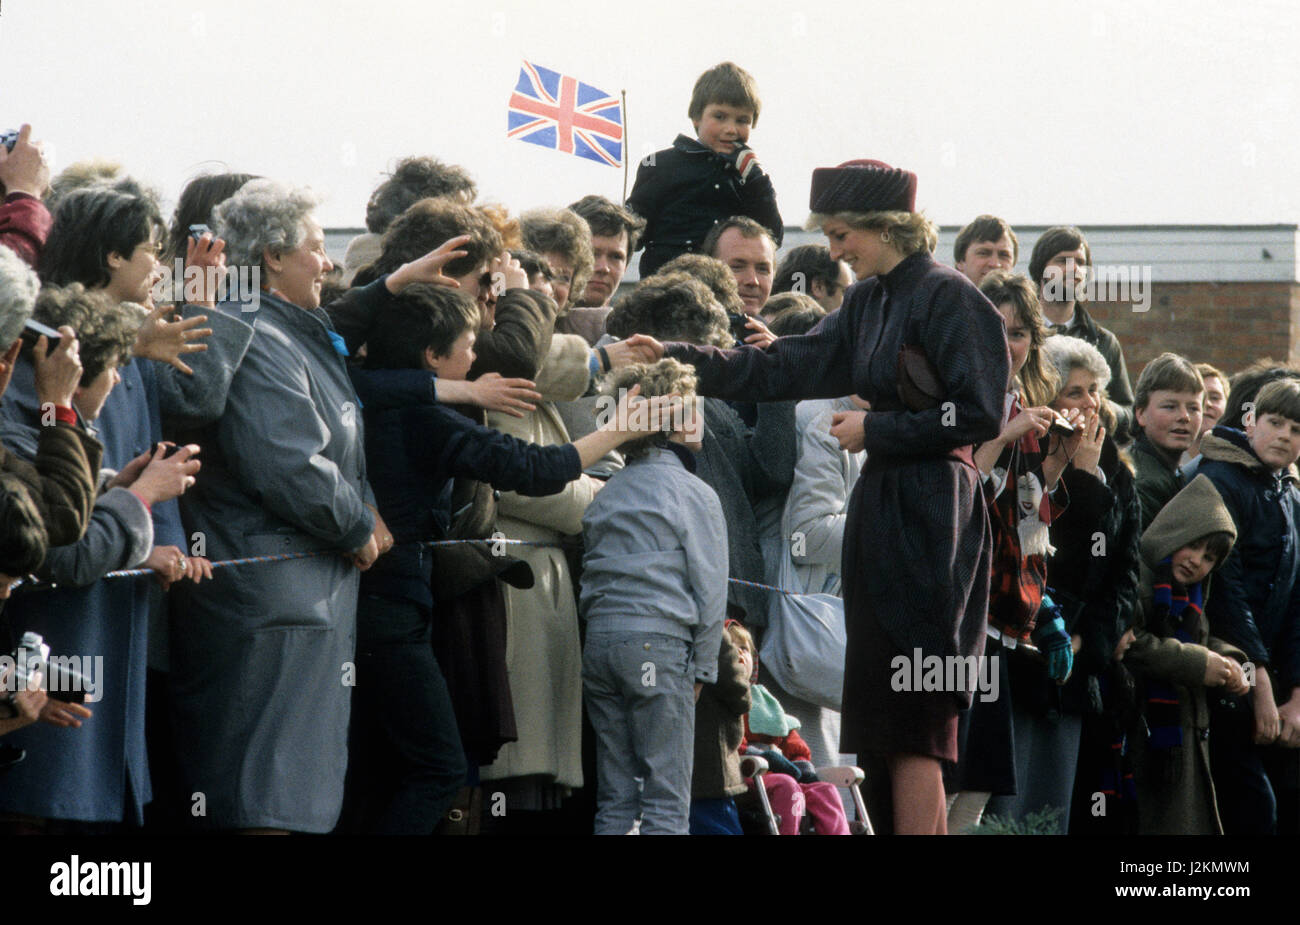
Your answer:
[28,283,141,384]
[364,156,477,234]
[362,198,504,283]
[605,272,732,348]
[655,253,745,316]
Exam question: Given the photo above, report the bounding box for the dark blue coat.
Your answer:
[0,357,181,825]
[354,369,581,610]
[1200,426,1300,693]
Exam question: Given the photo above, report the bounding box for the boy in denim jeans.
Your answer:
[580,358,726,834]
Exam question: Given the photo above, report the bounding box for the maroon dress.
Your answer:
[666,252,1009,761]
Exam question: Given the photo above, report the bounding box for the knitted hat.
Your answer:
[809,159,917,214]
[1140,474,1237,567]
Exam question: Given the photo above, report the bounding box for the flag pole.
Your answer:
[621,89,629,204]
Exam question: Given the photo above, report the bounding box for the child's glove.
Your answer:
[1032,596,1073,683]
[793,759,819,784]
[728,143,760,184]
[760,749,801,779]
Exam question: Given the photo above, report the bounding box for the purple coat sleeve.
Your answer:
[664,303,856,401]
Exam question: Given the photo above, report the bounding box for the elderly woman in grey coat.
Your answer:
[169,180,389,833]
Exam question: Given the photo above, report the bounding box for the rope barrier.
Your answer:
[11,538,822,598]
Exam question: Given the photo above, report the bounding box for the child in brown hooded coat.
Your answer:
[1122,474,1249,834]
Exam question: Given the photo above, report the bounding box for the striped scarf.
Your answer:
[1144,558,1203,777]
[985,393,1056,640]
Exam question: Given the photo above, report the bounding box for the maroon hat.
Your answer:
[809,159,918,214]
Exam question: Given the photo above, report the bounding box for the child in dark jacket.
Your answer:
[345,284,664,834]
[627,62,783,278]
[1199,378,1300,835]
[1122,475,1246,834]
[686,627,751,835]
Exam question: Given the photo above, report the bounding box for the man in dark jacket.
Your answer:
[1031,226,1136,441]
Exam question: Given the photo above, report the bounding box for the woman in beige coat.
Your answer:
[478,320,602,809]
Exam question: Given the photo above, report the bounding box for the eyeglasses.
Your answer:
[134,241,164,258]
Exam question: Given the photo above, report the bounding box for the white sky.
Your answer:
[3,0,1297,228]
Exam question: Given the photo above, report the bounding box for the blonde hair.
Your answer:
[805,210,938,257]
[725,621,756,658]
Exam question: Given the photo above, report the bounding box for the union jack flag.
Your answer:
[507,60,624,168]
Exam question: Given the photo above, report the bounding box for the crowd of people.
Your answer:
[0,59,1297,837]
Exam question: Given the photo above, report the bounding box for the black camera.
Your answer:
[1048,409,1081,438]
[0,632,88,720]
[728,312,752,345]
[18,318,61,351]
[0,130,18,153]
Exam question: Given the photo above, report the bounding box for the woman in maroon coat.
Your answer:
[629,160,1009,833]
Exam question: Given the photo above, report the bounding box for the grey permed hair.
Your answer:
[1041,334,1112,396]
[0,244,40,346]
[214,179,321,274]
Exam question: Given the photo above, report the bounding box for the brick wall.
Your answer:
[1084,282,1300,381]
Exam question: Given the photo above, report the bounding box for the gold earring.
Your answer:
[881,232,891,243]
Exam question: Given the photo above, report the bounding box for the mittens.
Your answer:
[793,759,820,784]
[760,749,801,779]
[1032,595,1074,682]
[729,144,760,184]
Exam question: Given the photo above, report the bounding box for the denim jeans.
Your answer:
[583,631,695,835]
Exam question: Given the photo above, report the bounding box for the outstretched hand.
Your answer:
[467,373,540,417]
[622,334,665,363]
[134,303,212,375]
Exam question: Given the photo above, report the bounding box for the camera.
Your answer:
[728,312,752,345]
[0,632,88,720]
[189,223,212,242]
[0,130,17,153]
[18,318,61,351]
[1047,410,1081,438]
